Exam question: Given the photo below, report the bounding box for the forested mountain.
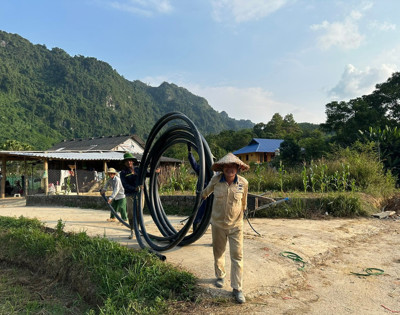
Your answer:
[0,30,253,149]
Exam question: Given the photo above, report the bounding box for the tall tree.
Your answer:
[279,138,302,167]
[321,72,400,146]
[0,140,34,151]
[264,113,284,138]
[298,130,328,162]
[371,72,400,124]
[253,122,267,138]
[282,114,302,139]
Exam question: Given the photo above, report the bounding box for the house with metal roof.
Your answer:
[233,138,284,164]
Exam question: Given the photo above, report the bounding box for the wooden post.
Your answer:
[74,161,79,195]
[1,157,6,199]
[24,159,28,196]
[44,159,48,195]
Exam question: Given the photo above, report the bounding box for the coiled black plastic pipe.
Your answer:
[134,112,214,254]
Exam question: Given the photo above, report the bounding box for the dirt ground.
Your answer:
[0,197,399,314]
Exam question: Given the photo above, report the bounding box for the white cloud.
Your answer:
[369,21,396,31]
[310,3,373,50]
[375,45,400,65]
[185,84,324,123]
[328,64,397,100]
[141,75,325,123]
[211,0,289,23]
[109,0,172,16]
[310,18,364,50]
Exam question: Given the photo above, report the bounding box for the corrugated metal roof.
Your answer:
[0,151,181,163]
[233,138,284,154]
[48,134,146,151]
[1,151,125,160]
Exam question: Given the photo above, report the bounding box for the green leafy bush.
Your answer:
[320,194,367,217]
[159,164,197,194]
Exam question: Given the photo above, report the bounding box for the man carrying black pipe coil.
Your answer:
[120,152,141,239]
[202,153,249,304]
[120,152,160,239]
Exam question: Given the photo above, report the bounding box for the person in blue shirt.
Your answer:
[120,152,160,239]
[120,152,141,239]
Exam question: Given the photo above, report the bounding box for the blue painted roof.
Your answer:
[233,138,284,154]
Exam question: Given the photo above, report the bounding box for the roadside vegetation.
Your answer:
[0,216,196,314]
[159,73,400,219]
[159,140,397,218]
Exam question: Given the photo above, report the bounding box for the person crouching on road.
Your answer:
[201,153,249,304]
[100,168,127,222]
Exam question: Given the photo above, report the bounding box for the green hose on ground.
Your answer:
[280,251,307,271]
[350,268,384,276]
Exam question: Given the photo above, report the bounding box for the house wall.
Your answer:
[114,139,144,154]
[265,153,274,162]
[237,153,262,163]
[236,152,275,164]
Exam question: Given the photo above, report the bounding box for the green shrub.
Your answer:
[327,143,396,197]
[320,193,367,217]
[253,193,371,219]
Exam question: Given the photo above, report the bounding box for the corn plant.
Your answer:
[350,178,356,192]
[301,163,308,193]
[338,163,350,192]
[319,163,328,193]
[309,161,317,192]
[254,163,266,193]
[278,160,286,192]
[329,170,339,191]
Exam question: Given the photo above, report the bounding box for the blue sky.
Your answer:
[1,0,399,124]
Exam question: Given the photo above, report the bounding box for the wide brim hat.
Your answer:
[123,152,138,161]
[211,153,250,172]
[107,167,118,174]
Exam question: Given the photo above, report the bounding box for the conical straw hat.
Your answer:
[107,168,118,174]
[211,153,250,172]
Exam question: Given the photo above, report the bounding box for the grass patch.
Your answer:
[0,261,91,314]
[252,192,378,219]
[0,216,197,314]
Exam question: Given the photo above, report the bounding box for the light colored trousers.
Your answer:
[212,224,244,291]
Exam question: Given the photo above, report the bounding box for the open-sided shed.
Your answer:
[0,134,181,198]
